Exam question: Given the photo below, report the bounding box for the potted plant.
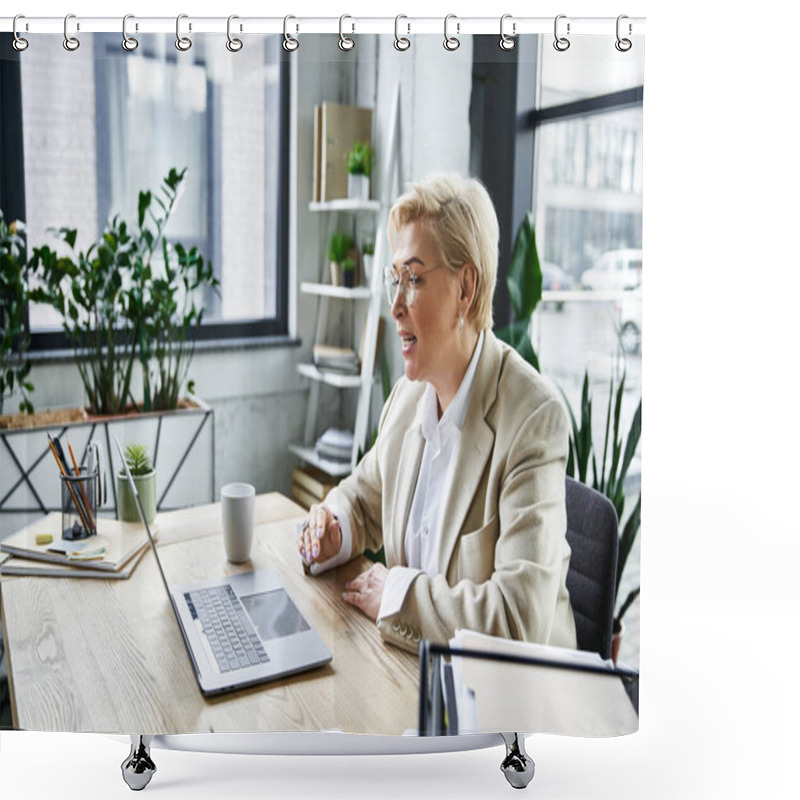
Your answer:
[346,140,374,202]
[0,211,34,415]
[117,442,157,524]
[560,369,642,663]
[27,168,216,416]
[361,240,375,283]
[341,257,357,288]
[328,232,354,287]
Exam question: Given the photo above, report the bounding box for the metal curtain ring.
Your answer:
[615,15,632,52]
[339,14,355,51]
[122,14,139,52]
[226,15,243,52]
[443,14,460,51]
[12,15,29,52]
[394,15,410,51]
[553,14,570,52]
[175,14,192,51]
[499,13,516,51]
[283,15,299,52]
[63,14,80,51]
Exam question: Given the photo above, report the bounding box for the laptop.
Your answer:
[114,435,332,696]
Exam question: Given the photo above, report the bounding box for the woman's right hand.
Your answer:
[297,503,342,566]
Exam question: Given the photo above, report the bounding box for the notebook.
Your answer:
[114,435,332,696]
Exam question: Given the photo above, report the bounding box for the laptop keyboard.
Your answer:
[185,585,270,673]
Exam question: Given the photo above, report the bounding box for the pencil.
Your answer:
[66,437,97,533]
[48,434,92,535]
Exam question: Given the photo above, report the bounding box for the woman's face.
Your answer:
[390,221,461,388]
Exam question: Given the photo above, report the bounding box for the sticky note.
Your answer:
[36,533,54,545]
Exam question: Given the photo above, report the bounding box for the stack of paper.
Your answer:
[0,514,151,580]
[314,428,354,463]
[449,629,639,737]
[313,345,360,374]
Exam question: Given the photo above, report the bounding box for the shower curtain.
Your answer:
[0,17,643,743]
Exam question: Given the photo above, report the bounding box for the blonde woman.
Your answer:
[298,173,576,653]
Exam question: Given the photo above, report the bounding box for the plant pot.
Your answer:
[611,619,624,665]
[330,261,343,287]
[342,270,355,288]
[347,174,370,202]
[362,255,374,283]
[117,470,157,524]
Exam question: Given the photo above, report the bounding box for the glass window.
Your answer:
[19,33,287,337]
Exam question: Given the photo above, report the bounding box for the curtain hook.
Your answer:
[283,15,299,52]
[122,14,139,52]
[499,14,516,51]
[394,15,410,51]
[12,14,29,52]
[553,14,570,52]
[63,13,80,52]
[226,15,243,52]
[175,14,192,51]
[615,15,632,52]
[339,14,355,51]
[443,14,460,51]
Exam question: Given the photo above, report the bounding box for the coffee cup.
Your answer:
[221,483,256,563]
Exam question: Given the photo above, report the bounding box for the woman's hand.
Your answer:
[342,563,389,621]
[297,503,342,566]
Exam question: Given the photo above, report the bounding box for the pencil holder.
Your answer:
[60,467,99,540]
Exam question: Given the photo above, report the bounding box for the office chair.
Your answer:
[564,476,619,660]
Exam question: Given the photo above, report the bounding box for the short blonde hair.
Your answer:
[388,173,498,330]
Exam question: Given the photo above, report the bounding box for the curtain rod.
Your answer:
[0,16,646,37]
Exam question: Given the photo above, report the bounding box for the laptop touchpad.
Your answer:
[241,589,311,641]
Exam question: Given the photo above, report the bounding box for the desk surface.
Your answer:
[0,493,419,735]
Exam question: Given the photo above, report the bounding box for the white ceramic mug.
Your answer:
[221,483,256,563]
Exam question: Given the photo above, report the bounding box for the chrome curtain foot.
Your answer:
[121,735,157,791]
[500,733,535,789]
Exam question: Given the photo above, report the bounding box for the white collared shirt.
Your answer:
[377,330,485,620]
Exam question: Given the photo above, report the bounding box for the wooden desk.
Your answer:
[0,493,419,735]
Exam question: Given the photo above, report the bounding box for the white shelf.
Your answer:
[296,363,363,388]
[288,444,352,478]
[300,282,372,300]
[309,199,381,213]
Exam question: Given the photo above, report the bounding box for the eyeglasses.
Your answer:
[383,264,440,307]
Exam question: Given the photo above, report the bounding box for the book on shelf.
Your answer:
[291,483,317,511]
[314,427,354,462]
[320,102,373,202]
[0,513,151,574]
[313,344,360,374]
[0,545,147,579]
[292,465,338,500]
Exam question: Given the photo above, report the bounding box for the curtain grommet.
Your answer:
[615,15,633,52]
[553,14,570,52]
[443,14,460,51]
[338,14,355,51]
[175,14,192,51]
[499,14,516,51]
[122,14,139,52]
[283,15,299,52]
[12,15,29,52]
[63,13,80,52]
[394,15,411,51]
[226,15,243,52]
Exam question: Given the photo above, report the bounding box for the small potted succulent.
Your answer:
[117,442,157,524]
[328,232,354,287]
[346,140,374,202]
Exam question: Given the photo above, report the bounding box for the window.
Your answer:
[11,33,289,347]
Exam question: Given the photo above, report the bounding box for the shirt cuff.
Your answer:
[377,566,422,620]
[307,504,353,576]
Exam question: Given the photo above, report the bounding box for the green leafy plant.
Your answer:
[561,369,642,629]
[28,168,216,415]
[122,442,153,476]
[341,257,356,274]
[328,232,354,264]
[494,211,542,371]
[28,220,139,415]
[346,141,374,178]
[0,211,34,414]
[361,240,374,256]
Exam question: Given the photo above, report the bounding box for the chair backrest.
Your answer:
[564,476,619,660]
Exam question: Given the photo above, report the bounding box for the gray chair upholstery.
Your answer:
[564,476,619,660]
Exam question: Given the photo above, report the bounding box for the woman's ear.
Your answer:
[460,263,478,310]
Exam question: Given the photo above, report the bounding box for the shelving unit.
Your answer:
[290,86,401,480]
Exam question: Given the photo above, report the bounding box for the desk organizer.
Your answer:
[0,14,644,792]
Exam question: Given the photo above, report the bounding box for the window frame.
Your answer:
[0,34,291,354]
